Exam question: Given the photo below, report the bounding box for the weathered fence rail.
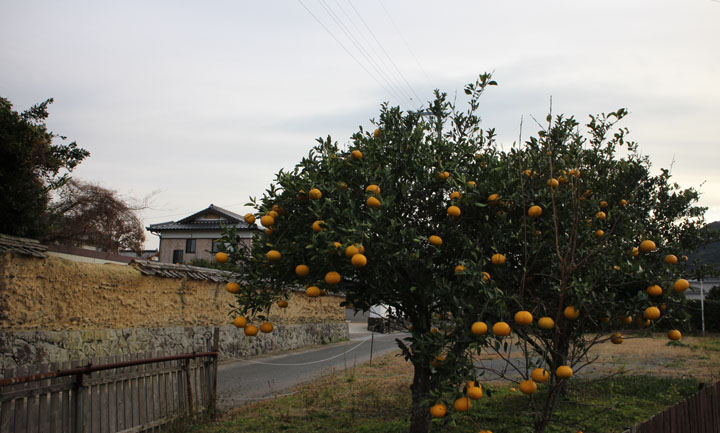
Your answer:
[624,381,720,433]
[0,350,218,433]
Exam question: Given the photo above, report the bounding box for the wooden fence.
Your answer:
[624,381,720,433]
[0,350,218,433]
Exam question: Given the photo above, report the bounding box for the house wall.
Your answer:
[158,236,251,263]
[0,253,347,373]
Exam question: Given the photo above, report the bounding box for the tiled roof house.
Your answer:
[146,204,255,264]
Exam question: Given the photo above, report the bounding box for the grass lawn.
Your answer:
[175,333,720,433]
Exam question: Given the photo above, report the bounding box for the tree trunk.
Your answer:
[408,363,432,433]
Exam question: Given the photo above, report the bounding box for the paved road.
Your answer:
[217,324,409,410]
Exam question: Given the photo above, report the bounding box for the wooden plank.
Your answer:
[151,360,160,426]
[137,355,146,429]
[61,361,72,433]
[107,357,117,433]
[712,383,720,433]
[36,362,51,433]
[13,365,27,433]
[90,358,101,433]
[1,381,14,433]
[48,362,61,433]
[132,354,140,428]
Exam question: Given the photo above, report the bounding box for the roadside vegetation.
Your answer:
[179,333,719,433]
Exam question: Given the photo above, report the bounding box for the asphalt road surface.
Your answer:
[217,324,409,410]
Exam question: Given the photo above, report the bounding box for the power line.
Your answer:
[345,0,423,107]
[296,0,416,110]
[332,0,420,109]
[378,0,433,89]
[315,0,417,109]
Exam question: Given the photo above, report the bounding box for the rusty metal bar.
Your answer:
[0,352,218,387]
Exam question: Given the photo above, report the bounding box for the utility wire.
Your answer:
[332,0,420,109]
[315,0,416,109]
[378,0,433,89]
[346,0,423,107]
[296,0,408,108]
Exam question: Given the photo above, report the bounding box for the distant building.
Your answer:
[146,204,255,264]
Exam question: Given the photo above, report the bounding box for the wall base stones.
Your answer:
[0,323,349,376]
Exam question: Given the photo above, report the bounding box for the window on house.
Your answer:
[185,239,196,253]
[172,249,184,264]
[211,239,225,253]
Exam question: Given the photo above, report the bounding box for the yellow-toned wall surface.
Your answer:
[0,253,345,330]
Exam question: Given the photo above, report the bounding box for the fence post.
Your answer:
[209,327,219,415]
[184,358,194,417]
[72,373,84,433]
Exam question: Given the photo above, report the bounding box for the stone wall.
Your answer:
[0,323,348,375]
[0,252,347,374]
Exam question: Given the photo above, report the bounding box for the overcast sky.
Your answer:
[2,0,718,250]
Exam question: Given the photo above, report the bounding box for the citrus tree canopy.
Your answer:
[220,75,708,433]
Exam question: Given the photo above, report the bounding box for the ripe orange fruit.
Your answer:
[599,201,608,208]
[528,205,542,218]
[620,315,633,325]
[233,316,247,328]
[351,150,363,160]
[467,180,477,188]
[492,322,511,337]
[429,403,447,418]
[600,316,611,324]
[664,254,678,265]
[429,235,442,246]
[556,366,573,379]
[297,190,308,200]
[639,240,656,253]
[306,286,321,297]
[268,210,279,219]
[673,279,690,292]
[547,178,559,188]
[514,311,533,325]
[215,252,228,263]
[487,193,500,204]
[366,196,381,208]
[647,285,662,296]
[454,265,466,274]
[467,385,483,400]
[453,397,471,412]
[559,176,569,184]
[447,205,461,217]
[491,253,506,265]
[325,271,341,284]
[244,213,256,224]
[668,329,682,341]
[260,322,274,333]
[645,306,661,320]
[277,300,288,308]
[266,250,282,262]
[569,169,581,178]
[620,199,628,206]
[610,333,624,344]
[519,379,537,394]
[631,247,640,257]
[260,215,275,227]
[366,184,381,194]
[594,230,604,238]
[265,228,274,236]
[450,191,461,200]
[531,368,549,383]
[345,245,360,257]
[309,188,322,200]
[351,254,367,267]
[682,255,689,262]
[564,306,580,320]
[244,325,259,336]
[295,264,310,276]
[481,272,491,282]
[471,321,488,336]
[339,181,348,190]
[312,220,326,232]
[226,282,240,294]
[538,317,555,329]
[438,171,450,180]
[373,128,380,137]
[595,211,606,220]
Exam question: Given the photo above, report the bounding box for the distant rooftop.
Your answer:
[147,204,253,232]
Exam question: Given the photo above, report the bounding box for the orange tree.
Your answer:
[217,74,709,433]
